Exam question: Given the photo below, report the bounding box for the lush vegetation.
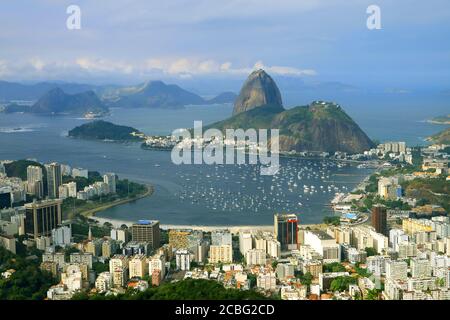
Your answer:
[0,247,56,300]
[428,127,450,144]
[207,101,374,153]
[72,279,267,300]
[4,159,46,181]
[365,289,381,300]
[68,120,143,141]
[329,276,356,292]
[355,264,372,278]
[362,194,411,211]
[402,176,450,212]
[61,172,149,219]
[365,174,379,193]
[93,261,109,274]
[295,272,313,286]
[70,214,112,241]
[365,247,377,257]
[323,216,341,226]
[323,262,346,273]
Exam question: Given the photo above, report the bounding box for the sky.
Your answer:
[1,0,450,94]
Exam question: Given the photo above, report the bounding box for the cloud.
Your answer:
[29,57,46,71]
[144,58,316,77]
[254,61,317,76]
[76,57,134,74]
[0,56,316,82]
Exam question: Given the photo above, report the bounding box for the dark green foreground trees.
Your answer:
[73,278,267,300]
[0,247,56,300]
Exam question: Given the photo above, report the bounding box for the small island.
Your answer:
[68,120,145,142]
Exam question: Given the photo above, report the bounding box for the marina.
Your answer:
[0,105,434,226]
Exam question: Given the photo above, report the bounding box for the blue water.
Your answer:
[0,102,447,225]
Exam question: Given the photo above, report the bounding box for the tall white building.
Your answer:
[67,182,77,198]
[61,264,83,292]
[410,258,432,279]
[103,173,116,194]
[386,260,408,281]
[149,254,166,280]
[389,229,409,251]
[111,228,127,242]
[109,255,130,288]
[175,249,191,271]
[245,249,266,266]
[209,245,232,264]
[239,231,253,256]
[95,272,112,293]
[266,239,281,259]
[303,230,341,263]
[257,272,277,291]
[366,255,391,276]
[70,252,93,269]
[27,165,44,199]
[129,255,148,278]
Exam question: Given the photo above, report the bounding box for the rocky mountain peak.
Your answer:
[232,69,283,115]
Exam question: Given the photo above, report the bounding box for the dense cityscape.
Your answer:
[1,139,448,300]
[1,2,449,316]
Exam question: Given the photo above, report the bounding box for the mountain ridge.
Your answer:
[28,88,108,115]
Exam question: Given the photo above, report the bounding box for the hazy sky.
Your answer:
[1,0,450,91]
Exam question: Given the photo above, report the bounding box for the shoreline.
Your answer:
[79,184,154,217]
[90,216,328,233]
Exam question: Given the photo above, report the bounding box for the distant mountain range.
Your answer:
[207,70,375,154]
[207,92,237,105]
[105,80,205,109]
[0,80,98,101]
[0,80,236,114]
[4,88,108,115]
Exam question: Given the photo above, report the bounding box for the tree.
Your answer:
[323,216,340,226]
[323,262,346,273]
[74,279,267,300]
[103,222,113,228]
[0,247,57,300]
[330,276,356,292]
[355,266,371,278]
[93,261,109,274]
[365,289,380,300]
[247,274,257,288]
[299,272,313,286]
[365,247,377,257]
[71,291,90,300]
